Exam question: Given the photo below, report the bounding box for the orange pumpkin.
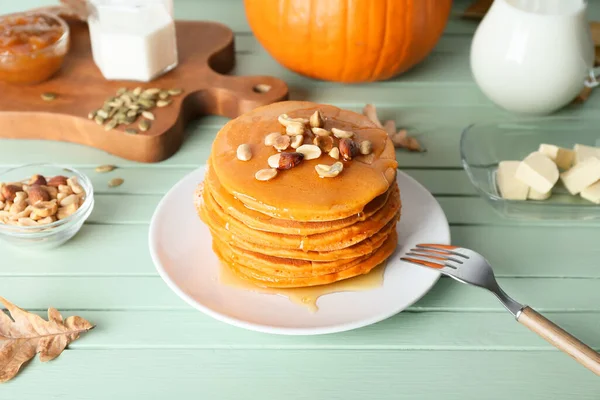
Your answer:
[244,0,453,83]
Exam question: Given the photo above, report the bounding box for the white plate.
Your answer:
[149,167,450,335]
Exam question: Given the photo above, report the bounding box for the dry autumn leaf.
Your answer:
[363,104,425,152]
[0,297,94,383]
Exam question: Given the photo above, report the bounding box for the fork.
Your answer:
[402,244,600,376]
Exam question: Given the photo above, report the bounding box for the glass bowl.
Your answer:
[460,117,600,222]
[0,11,70,84]
[0,164,94,250]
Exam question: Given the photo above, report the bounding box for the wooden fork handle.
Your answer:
[517,306,600,376]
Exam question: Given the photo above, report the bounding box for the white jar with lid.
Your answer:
[87,0,178,82]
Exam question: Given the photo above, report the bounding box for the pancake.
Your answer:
[216,231,399,288]
[201,179,401,252]
[204,164,391,235]
[197,100,401,288]
[209,101,398,221]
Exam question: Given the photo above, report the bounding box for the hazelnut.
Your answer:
[1,185,20,202]
[339,138,359,161]
[28,185,50,204]
[277,152,304,170]
[29,174,47,186]
[47,175,69,187]
[313,136,334,153]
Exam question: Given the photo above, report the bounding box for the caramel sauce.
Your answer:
[210,101,398,222]
[219,262,387,312]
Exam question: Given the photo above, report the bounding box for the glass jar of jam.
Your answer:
[0,12,70,85]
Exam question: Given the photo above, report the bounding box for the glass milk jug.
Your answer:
[470,0,598,115]
[87,0,178,82]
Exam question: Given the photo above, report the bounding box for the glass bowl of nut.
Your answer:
[0,163,94,249]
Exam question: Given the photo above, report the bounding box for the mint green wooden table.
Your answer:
[2,1,600,398]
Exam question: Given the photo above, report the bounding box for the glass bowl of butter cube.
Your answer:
[461,117,600,221]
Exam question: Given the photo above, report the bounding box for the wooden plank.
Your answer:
[1,98,599,169]
[1,276,599,311]
[2,225,599,278]
[0,167,475,196]
[83,195,600,226]
[14,310,595,350]
[5,350,600,400]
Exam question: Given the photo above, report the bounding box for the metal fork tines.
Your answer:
[400,243,600,376]
[401,243,523,316]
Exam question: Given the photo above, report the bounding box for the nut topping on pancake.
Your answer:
[236,144,252,161]
[296,144,322,160]
[278,114,309,127]
[312,128,331,137]
[309,110,324,128]
[332,128,354,139]
[315,162,344,178]
[359,140,373,155]
[268,154,281,169]
[313,135,334,152]
[273,135,291,151]
[255,168,278,181]
[264,132,281,146]
[290,135,304,149]
[277,152,305,170]
[285,123,305,136]
[339,138,358,161]
[329,147,340,160]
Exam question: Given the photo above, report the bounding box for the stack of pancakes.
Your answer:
[196,101,400,288]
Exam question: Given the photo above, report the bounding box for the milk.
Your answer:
[470,0,597,115]
[88,0,178,82]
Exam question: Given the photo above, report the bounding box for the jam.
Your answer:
[0,12,69,84]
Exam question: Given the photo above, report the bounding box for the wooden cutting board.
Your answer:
[0,19,289,163]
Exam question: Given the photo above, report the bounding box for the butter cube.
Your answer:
[497,161,529,200]
[581,180,600,204]
[538,144,574,170]
[574,144,600,164]
[528,188,551,200]
[515,152,559,194]
[560,157,600,194]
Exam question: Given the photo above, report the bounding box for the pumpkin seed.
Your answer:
[141,111,154,120]
[108,99,123,108]
[87,110,98,120]
[95,165,116,173]
[97,109,109,119]
[158,91,170,100]
[121,94,133,105]
[132,87,142,96]
[125,128,138,135]
[156,99,171,108]
[126,109,138,118]
[143,88,161,96]
[115,112,127,123]
[104,119,118,131]
[41,92,57,101]
[138,99,155,109]
[168,88,183,96]
[108,178,124,188]
[116,87,127,96]
[128,104,141,111]
[94,115,105,125]
[108,107,118,118]
[139,119,151,132]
